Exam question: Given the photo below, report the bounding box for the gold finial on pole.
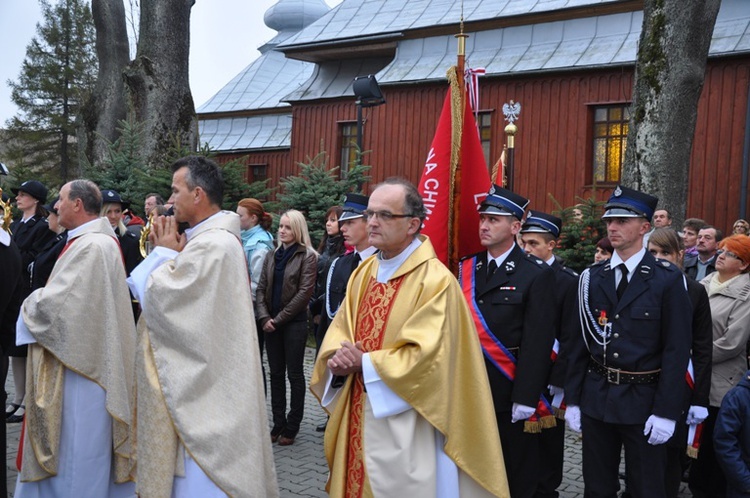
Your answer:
[502,100,521,189]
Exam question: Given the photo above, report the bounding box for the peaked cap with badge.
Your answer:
[521,210,562,238]
[100,189,131,209]
[602,185,658,220]
[479,184,530,220]
[338,193,369,222]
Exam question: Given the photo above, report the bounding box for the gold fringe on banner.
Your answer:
[686,446,699,459]
[446,65,462,266]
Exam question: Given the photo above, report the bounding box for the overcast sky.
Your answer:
[0,0,342,125]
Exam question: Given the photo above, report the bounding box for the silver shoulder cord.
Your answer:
[325,256,341,320]
[578,268,612,363]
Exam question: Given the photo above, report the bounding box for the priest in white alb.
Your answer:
[128,156,278,498]
[15,179,136,498]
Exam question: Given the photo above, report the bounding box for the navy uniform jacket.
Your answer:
[466,244,557,412]
[118,229,143,277]
[319,251,362,335]
[548,257,579,389]
[565,252,693,424]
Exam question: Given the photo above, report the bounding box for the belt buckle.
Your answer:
[607,368,621,385]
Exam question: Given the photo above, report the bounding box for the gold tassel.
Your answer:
[524,420,542,433]
[539,415,557,429]
[686,446,699,459]
[553,407,566,420]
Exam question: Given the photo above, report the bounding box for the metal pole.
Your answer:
[356,102,364,158]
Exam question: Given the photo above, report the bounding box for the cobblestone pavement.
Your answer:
[4,347,693,497]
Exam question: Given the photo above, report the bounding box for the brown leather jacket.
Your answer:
[256,244,318,327]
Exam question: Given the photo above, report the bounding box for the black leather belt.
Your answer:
[588,358,660,385]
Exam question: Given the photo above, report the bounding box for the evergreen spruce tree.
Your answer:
[277,148,371,247]
[5,0,97,185]
[553,196,607,273]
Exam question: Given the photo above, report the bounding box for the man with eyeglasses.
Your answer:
[459,185,557,498]
[311,178,509,497]
[564,185,693,497]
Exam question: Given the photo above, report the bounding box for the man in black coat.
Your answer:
[460,185,556,498]
[564,185,693,498]
[520,210,579,498]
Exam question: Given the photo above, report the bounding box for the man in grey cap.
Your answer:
[564,185,692,497]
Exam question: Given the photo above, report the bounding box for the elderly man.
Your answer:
[311,178,509,498]
[564,185,692,498]
[684,225,722,280]
[128,156,278,497]
[15,179,136,497]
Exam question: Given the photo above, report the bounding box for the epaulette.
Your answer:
[561,265,579,278]
[652,258,677,271]
[524,253,547,266]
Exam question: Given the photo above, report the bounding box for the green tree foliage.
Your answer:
[552,195,608,273]
[86,118,274,216]
[277,148,371,247]
[5,0,97,184]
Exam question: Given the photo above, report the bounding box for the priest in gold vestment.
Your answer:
[16,180,136,497]
[311,179,510,498]
[127,156,278,498]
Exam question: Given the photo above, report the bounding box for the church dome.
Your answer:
[264,0,330,33]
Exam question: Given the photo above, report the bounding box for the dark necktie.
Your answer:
[487,260,498,281]
[350,253,361,273]
[616,264,629,300]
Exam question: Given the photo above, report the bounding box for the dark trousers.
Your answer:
[535,419,565,498]
[581,414,668,498]
[496,411,542,498]
[265,320,308,437]
[688,406,727,498]
[256,318,267,396]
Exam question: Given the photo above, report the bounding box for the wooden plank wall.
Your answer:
[225,58,750,233]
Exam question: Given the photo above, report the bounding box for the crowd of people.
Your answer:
[2,161,750,498]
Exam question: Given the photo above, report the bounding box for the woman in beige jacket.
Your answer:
[690,234,750,497]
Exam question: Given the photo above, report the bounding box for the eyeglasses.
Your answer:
[717,249,744,262]
[363,209,414,221]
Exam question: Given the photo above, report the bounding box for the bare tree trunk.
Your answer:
[622,0,722,226]
[79,0,130,170]
[124,0,196,169]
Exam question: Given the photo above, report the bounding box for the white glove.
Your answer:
[686,405,709,425]
[548,385,564,396]
[511,403,536,423]
[565,405,582,433]
[644,414,676,445]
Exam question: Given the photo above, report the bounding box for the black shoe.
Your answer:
[316,421,327,432]
[7,405,24,424]
[5,403,20,419]
[270,426,284,443]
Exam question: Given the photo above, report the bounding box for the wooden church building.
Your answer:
[197,0,750,231]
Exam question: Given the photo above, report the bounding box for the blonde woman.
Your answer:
[256,209,317,446]
[100,189,142,276]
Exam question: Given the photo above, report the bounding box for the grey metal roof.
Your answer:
[196,45,314,113]
[198,114,292,151]
[280,0,623,48]
[377,1,750,83]
[283,57,393,102]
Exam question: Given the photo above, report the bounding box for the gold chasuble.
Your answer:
[20,217,136,483]
[311,236,510,498]
[134,212,278,498]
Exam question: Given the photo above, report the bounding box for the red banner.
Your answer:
[417,72,491,266]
